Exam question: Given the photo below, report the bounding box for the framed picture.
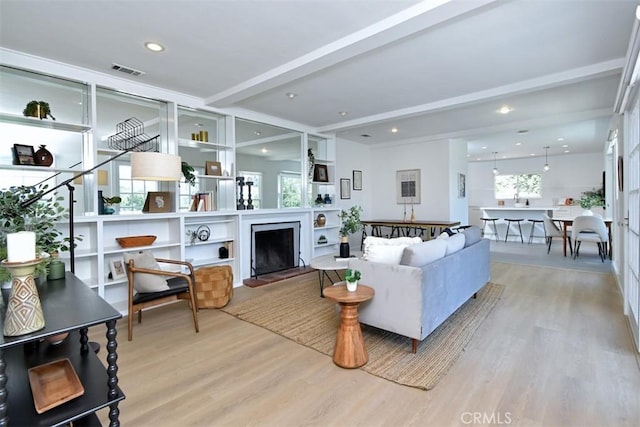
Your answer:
[340,178,351,199]
[353,170,362,190]
[12,144,35,165]
[458,173,466,198]
[313,164,329,182]
[109,257,126,280]
[396,169,420,204]
[142,191,172,213]
[205,161,222,176]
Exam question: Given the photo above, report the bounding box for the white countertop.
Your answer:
[480,206,560,210]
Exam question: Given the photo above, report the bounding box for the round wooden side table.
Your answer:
[322,283,374,369]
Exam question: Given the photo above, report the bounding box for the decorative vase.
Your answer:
[346,280,358,292]
[324,194,332,205]
[582,209,594,216]
[315,194,323,205]
[316,213,326,227]
[219,246,229,259]
[1,258,45,336]
[34,144,53,166]
[47,259,66,281]
[339,236,350,258]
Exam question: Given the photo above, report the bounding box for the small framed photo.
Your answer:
[313,164,329,182]
[109,257,127,280]
[340,178,351,199]
[205,161,222,176]
[12,144,35,165]
[353,170,362,190]
[142,191,172,213]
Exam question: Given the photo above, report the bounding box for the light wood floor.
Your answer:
[94,262,640,426]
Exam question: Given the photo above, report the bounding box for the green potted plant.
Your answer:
[344,268,361,292]
[338,205,363,258]
[0,184,76,284]
[577,188,605,214]
[23,100,56,120]
[182,162,196,186]
[102,195,122,215]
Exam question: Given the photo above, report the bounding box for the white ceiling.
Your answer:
[0,0,637,162]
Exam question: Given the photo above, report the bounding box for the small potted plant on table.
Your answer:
[344,268,361,292]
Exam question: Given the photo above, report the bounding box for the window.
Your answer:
[238,171,262,209]
[178,166,204,211]
[117,163,158,213]
[495,173,542,200]
[278,171,301,208]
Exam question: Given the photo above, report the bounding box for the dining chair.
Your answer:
[542,214,571,255]
[571,215,609,262]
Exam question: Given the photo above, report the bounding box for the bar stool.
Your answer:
[527,219,546,244]
[504,218,524,243]
[481,217,500,241]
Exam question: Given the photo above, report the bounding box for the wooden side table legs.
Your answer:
[333,302,368,369]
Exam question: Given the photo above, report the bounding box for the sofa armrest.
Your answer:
[348,258,424,340]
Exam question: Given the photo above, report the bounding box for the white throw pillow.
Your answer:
[363,236,422,261]
[366,244,408,265]
[400,239,447,267]
[123,251,169,293]
[443,233,466,255]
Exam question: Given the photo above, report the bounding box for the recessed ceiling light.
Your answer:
[515,142,521,146]
[261,147,268,153]
[564,149,570,153]
[254,131,261,136]
[497,105,513,114]
[530,153,536,156]
[391,127,398,133]
[482,146,487,149]
[286,92,297,99]
[338,111,348,116]
[360,134,371,138]
[562,144,568,148]
[145,42,165,52]
[517,130,528,134]
[557,137,564,141]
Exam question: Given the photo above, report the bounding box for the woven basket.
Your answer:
[193,265,233,309]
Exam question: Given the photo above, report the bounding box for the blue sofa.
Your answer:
[348,227,490,353]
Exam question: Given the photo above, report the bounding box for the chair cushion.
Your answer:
[132,276,188,304]
[124,250,170,293]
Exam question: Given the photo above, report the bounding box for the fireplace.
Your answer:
[251,221,300,277]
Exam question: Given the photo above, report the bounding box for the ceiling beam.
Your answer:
[204,0,500,107]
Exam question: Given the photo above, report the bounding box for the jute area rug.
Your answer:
[221,274,504,390]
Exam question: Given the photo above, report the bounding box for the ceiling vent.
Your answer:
[111,63,146,77]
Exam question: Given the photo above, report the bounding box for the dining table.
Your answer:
[552,216,613,258]
[361,219,461,241]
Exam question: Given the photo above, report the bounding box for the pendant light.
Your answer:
[492,152,499,175]
[543,146,550,172]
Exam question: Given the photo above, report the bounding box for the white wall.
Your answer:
[467,152,605,208]
[365,138,468,222]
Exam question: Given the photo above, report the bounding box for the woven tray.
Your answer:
[115,235,157,248]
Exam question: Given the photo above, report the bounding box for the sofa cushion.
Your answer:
[399,239,447,267]
[363,236,422,262]
[123,250,170,293]
[443,233,465,255]
[462,226,482,247]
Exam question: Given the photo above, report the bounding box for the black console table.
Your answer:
[0,273,124,426]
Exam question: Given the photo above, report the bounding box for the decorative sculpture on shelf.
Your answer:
[246,181,254,210]
[236,177,246,210]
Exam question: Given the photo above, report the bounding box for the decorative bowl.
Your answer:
[115,235,157,248]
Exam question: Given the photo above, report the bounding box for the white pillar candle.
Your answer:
[6,231,36,262]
